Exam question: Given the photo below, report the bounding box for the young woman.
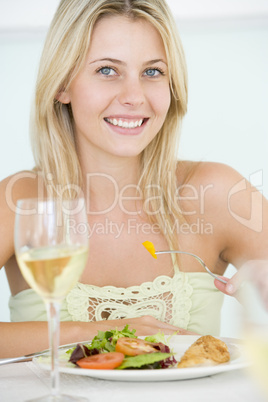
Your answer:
[1,0,267,358]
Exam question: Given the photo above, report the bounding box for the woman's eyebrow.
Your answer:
[89,58,167,66]
[143,59,167,66]
[89,58,125,65]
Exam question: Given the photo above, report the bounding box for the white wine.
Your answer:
[17,245,88,301]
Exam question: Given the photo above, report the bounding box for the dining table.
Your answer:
[0,360,267,402]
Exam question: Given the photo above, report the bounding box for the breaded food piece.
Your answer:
[177,335,230,368]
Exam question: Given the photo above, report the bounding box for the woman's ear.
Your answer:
[55,90,71,104]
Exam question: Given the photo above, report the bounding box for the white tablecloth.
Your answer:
[0,362,267,402]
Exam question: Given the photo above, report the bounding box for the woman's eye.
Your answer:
[98,67,117,76]
[144,68,163,77]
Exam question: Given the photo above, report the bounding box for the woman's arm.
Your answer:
[198,162,268,297]
[0,317,194,358]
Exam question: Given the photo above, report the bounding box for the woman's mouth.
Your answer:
[104,117,147,129]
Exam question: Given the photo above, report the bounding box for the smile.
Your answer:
[104,117,145,129]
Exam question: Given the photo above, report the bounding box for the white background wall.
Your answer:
[0,1,267,337]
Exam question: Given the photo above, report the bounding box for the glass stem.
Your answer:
[46,301,61,397]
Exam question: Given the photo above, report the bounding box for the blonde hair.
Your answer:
[31,0,188,249]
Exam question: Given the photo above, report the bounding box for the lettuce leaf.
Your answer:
[107,325,137,348]
[117,352,173,370]
[144,330,178,346]
[144,332,168,345]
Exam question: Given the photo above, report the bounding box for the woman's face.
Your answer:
[60,16,171,160]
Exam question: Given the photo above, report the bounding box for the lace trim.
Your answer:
[66,272,193,329]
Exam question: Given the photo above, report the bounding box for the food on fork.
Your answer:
[142,241,157,259]
[177,335,230,368]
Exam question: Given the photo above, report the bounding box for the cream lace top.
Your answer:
[9,264,224,336]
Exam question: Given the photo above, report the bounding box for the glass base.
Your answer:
[27,395,89,402]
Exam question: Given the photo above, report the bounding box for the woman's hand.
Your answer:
[89,315,197,336]
[214,275,240,298]
[214,260,268,310]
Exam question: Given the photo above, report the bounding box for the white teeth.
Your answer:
[105,118,144,128]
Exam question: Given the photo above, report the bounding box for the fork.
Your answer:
[155,250,228,284]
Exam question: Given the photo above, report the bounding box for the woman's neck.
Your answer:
[79,151,142,215]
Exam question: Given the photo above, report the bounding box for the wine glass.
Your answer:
[14,198,89,402]
[239,260,268,399]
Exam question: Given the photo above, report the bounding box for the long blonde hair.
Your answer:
[31,0,188,249]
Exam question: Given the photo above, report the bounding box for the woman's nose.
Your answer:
[117,76,145,107]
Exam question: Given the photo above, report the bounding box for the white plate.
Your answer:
[33,335,248,382]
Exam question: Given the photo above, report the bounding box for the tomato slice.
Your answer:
[76,352,124,370]
[115,337,158,356]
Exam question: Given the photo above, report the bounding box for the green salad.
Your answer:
[66,325,177,370]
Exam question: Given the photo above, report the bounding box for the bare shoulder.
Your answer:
[0,170,43,207]
[178,160,244,188]
[176,160,246,212]
[0,171,43,268]
[0,170,43,223]
[177,161,268,265]
[188,161,263,214]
